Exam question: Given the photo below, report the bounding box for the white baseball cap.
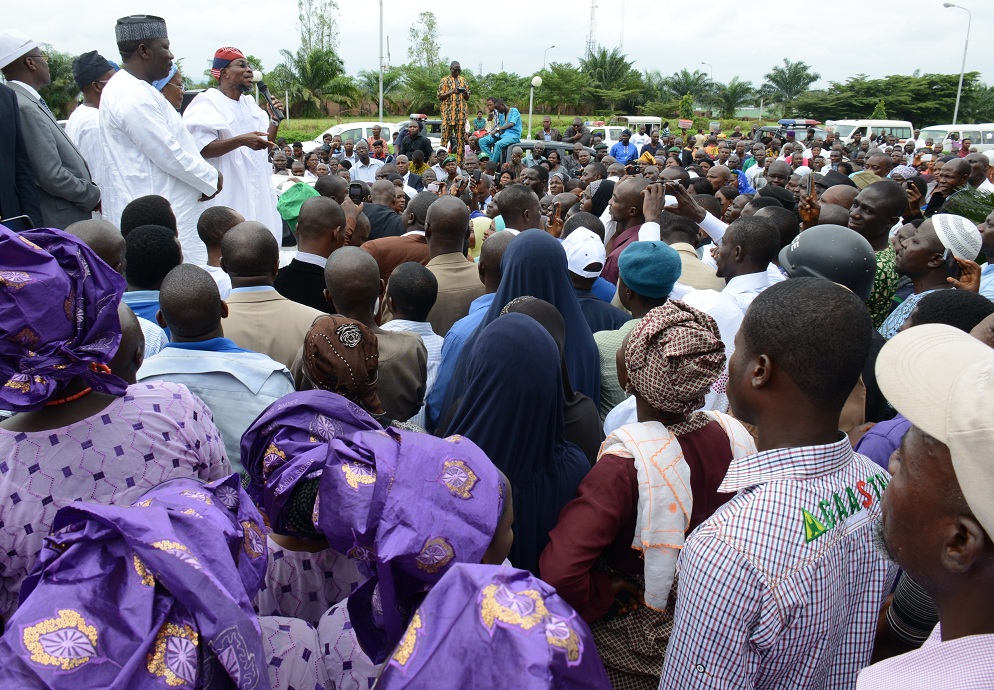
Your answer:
[561,228,605,278]
[876,323,994,538]
[0,30,46,70]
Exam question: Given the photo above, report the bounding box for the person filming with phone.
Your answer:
[437,61,470,164]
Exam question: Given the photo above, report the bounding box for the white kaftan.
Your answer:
[65,104,107,218]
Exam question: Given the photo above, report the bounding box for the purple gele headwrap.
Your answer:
[238,389,382,523]
[0,474,269,688]
[318,429,504,664]
[376,563,612,690]
[0,227,128,411]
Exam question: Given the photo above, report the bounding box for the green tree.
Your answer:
[679,94,695,120]
[537,62,588,114]
[579,46,643,111]
[662,68,710,101]
[962,84,994,123]
[355,68,406,114]
[707,78,755,119]
[297,0,340,53]
[869,99,887,119]
[38,49,79,119]
[407,12,441,69]
[761,58,820,113]
[268,47,357,117]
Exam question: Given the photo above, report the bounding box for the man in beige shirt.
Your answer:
[660,213,726,291]
[220,222,324,369]
[423,196,484,336]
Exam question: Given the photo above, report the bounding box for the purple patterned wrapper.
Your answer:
[0,227,127,411]
[0,474,271,689]
[318,429,504,664]
[376,563,612,689]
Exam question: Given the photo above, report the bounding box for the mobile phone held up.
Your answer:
[942,248,960,279]
[348,182,365,205]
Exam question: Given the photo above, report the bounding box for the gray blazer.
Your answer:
[9,82,100,229]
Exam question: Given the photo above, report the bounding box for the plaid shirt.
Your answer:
[856,624,994,689]
[659,436,897,690]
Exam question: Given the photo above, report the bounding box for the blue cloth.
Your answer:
[617,241,682,298]
[478,108,522,162]
[735,168,756,195]
[438,230,602,424]
[575,289,630,334]
[609,141,639,165]
[878,288,939,340]
[164,337,249,354]
[137,343,294,473]
[446,314,589,575]
[854,413,910,471]
[121,290,162,325]
[425,292,494,432]
[592,276,616,302]
[980,263,994,302]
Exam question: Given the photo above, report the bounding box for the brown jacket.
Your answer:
[222,288,323,369]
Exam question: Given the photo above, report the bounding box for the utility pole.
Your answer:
[586,0,596,58]
[378,0,384,122]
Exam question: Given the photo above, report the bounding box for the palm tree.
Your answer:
[579,46,643,112]
[708,78,755,119]
[662,69,710,101]
[355,68,406,115]
[761,59,820,113]
[268,47,358,117]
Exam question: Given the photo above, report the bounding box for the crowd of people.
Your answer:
[1,13,994,690]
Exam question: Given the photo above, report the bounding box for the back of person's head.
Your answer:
[479,231,513,285]
[817,203,851,227]
[727,216,780,267]
[588,161,608,180]
[371,179,396,205]
[691,177,715,194]
[387,262,438,322]
[64,219,126,272]
[325,245,381,309]
[221,221,279,277]
[658,212,701,246]
[296,196,345,239]
[157,264,222,337]
[124,224,182,289]
[754,206,800,250]
[738,277,871,411]
[562,211,606,242]
[744,196,783,214]
[692,194,722,220]
[906,289,994,332]
[425,195,471,247]
[718,185,739,201]
[405,191,438,229]
[197,206,243,250]
[121,195,177,238]
[495,184,541,228]
[315,174,348,202]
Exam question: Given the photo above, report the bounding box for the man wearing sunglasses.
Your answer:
[0,29,101,228]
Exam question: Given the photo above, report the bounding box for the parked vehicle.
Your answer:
[588,116,663,148]
[918,123,994,153]
[828,119,915,146]
[497,139,595,168]
[306,121,397,152]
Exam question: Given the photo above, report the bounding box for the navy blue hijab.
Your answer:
[446,313,590,576]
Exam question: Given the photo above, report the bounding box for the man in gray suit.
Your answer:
[0,30,100,228]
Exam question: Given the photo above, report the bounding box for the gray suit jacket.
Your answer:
[9,82,100,228]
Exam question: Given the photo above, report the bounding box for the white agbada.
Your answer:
[99,69,219,265]
[65,104,107,218]
[182,89,282,245]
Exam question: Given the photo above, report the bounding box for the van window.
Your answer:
[340,128,362,143]
[983,131,994,144]
[833,125,856,138]
[921,128,949,142]
[962,130,981,142]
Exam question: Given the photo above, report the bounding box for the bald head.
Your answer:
[315,174,348,203]
[324,246,381,313]
[64,219,126,274]
[820,184,859,209]
[425,196,471,251]
[767,161,793,187]
[221,221,280,281]
[108,302,144,385]
[197,206,244,251]
[479,230,513,292]
[158,264,223,339]
[296,196,346,243]
[371,179,395,205]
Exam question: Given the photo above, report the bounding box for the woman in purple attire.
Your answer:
[0,227,229,624]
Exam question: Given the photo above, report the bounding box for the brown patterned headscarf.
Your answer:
[625,300,725,416]
[302,315,384,416]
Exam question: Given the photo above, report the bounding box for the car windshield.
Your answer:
[833,125,857,138]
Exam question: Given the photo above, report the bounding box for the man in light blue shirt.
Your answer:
[478,97,521,164]
[137,264,293,473]
[609,129,638,166]
[978,210,994,302]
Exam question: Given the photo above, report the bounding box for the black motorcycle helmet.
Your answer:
[778,224,877,302]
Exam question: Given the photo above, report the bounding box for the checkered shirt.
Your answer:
[856,624,994,689]
[659,436,897,689]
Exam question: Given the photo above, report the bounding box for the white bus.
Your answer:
[829,120,915,146]
[919,123,994,153]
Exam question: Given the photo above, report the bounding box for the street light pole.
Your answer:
[701,61,713,84]
[943,2,971,125]
[543,45,555,72]
[378,0,384,123]
[529,76,542,138]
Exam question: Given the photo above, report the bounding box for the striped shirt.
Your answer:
[856,624,994,689]
[659,436,897,690]
[380,319,442,429]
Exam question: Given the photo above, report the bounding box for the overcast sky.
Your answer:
[7,0,991,89]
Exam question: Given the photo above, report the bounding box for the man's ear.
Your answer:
[323,288,334,305]
[155,310,167,329]
[220,301,229,319]
[750,353,772,390]
[378,279,386,300]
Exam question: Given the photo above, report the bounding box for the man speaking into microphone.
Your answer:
[183,46,284,245]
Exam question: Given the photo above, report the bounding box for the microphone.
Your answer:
[253,70,285,124]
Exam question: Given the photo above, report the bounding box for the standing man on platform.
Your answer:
[183,46,283,246]
[437,61,470,164]
[100,15,220,265]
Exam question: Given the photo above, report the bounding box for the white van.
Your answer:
[918,123,994,153]
[588,116,664,147]
[829,120,914,146]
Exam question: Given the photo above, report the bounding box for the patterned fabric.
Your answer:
[658,437,897,689]
[0,475,268,688]
[437,75,469,128]
[856,624,994,689]
[625,301,725,416]
[878,288,940,340]
[210,46,245,79]
[317,598,381,690]
[0,381,231,623]
[600,412,756,611]
[302,315,384,416]
[868,244,900,328]
[375,564,612,689]
[260,615,331,690]
[0,227,128,411]
[255,535,363,627]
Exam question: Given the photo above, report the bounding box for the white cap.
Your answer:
[932,213,982,261]
[0,30,45,70]
[876,323,994,538]
[561,228,605,278]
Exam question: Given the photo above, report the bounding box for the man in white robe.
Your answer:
[65,51,116,219]
[99,15,220,265]
[182,46,282,246]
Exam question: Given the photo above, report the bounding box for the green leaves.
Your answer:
[269,47,358,117]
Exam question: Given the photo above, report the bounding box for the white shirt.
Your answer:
[183,89,282,246]
[65,104,107,214]
[351,157,384,183]
[721,270,771,312]
[293,251,327,269]
[203,264,232,300]
[100,69,218,265]
[630,132,650,147]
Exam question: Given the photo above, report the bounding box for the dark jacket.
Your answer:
[0,83,42,226]
[399,134,433,162]
[274,259,335,314]
[404,172,424,192]
[363,203,405,241]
